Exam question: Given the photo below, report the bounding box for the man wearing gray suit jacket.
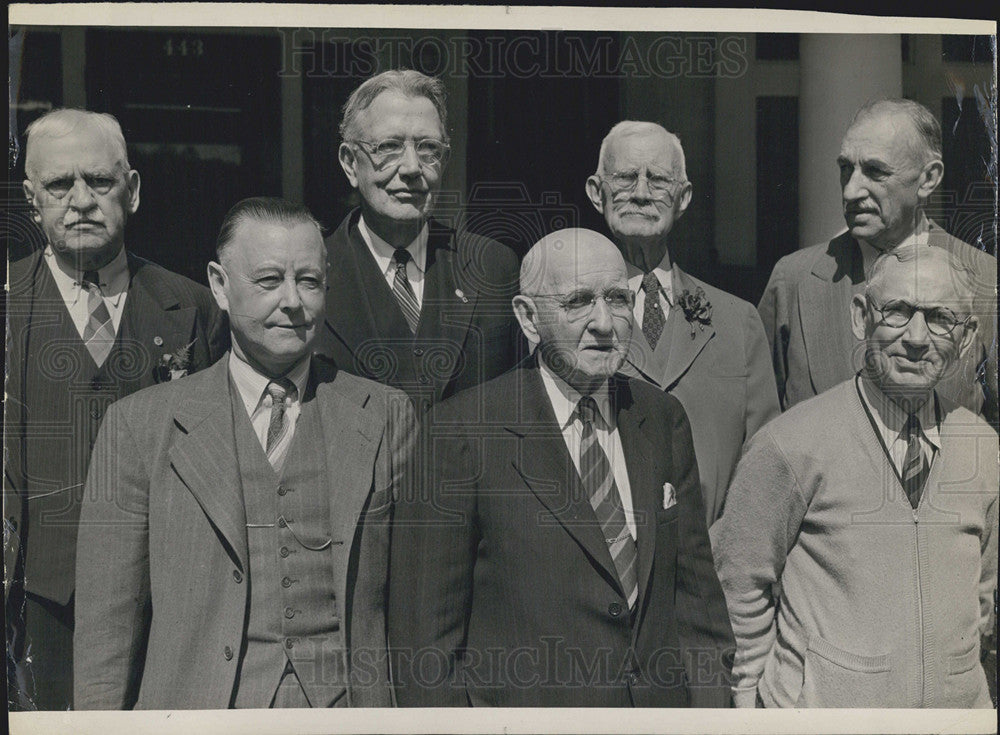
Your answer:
[74,198,414,709]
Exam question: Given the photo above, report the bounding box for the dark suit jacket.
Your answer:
[3,249,227,602]
[758,225,998,424]
[316,209,524,414]
[388,360,734,707]
[73,355,415,709]
[622,265,780,526]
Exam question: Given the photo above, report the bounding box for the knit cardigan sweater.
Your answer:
[711,379,998,708]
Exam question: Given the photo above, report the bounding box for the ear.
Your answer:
[917,159,943,201]
[585,175,605,216]
[126,170,141,215]
[850,293,869,340]
[23,179,36,206]
[207,261,230,313]
[674,181,693,219]
[956,315,979,358]
[338,142,360,189]
[512,294,540,346]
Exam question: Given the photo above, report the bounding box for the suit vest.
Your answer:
[230,381,348,708]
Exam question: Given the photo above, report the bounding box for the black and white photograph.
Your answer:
[5,3,997,733]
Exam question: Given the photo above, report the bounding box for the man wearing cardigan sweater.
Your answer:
[712,243,998,708]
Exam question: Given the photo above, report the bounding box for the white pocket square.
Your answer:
[662,482,677,509]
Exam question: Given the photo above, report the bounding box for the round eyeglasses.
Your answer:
[599,170,683,203]
[869,298,971,336]
[349,137,450,167]
[532,288,635,322]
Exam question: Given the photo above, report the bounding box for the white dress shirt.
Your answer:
[44,245,129,338]
[858,375,939,481]
[358,215,428,307]
[538,357,637,539]
[628,253,675,329]
[229,352,311,467]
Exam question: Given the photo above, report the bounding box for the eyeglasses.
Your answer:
[868,298,971,336]
[532,287,635,322]
[599,170,684,202]
[41,174,120,199]
[349,138,450,167]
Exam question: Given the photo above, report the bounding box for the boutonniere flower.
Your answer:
[153,339,195,383]
[677,287,712,338]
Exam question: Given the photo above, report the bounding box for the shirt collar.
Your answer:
[44,244,130,306]
[858,374,940,450]
[228,351,311,415]
[537,356,613,431]
[858,212,930,277]
[358,214,428,276]
[627,255,675,307]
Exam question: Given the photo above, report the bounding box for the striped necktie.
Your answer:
[641,271,665,350]
[391,248,420,333]
[81,270,115,366]
[901,413,928,509]
[265,378,297,469]
[577,396,638,610]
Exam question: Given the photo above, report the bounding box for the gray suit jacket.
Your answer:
[623,265,780,526]
[73,355,415,709]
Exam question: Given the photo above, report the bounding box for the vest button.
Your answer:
[285,638,294,649]
[608,602,623,618]
[626,670,640,686]
[90,407,102,420]
[279,546,290,558]
[277,486,287,496]
[419,376,430,384]
[223,646,233,660]
[284,607,295,619]
[232,570,243,583]
[277,517,287,528]
[413,348,424,356]
[281,577,292,588]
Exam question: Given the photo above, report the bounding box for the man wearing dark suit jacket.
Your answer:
[389,228,734,707]
[585,121,780,525]
[316,70,523,414]
[759,98,997,424]
[74,198,414,709]
[4,109,226,710]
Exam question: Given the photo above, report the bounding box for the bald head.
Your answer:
[520,228,627,296]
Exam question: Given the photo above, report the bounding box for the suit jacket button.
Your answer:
[413,348,424,357]
[284,607,295,619]
[285,638,295,649]
[90,407,102,420]
[627,671,640,685]
[281,577,292,588]
[277,486,287,496]
[224,646,233,660]
[232,570,243,583]
[608,602,623,618]
[279,546,290,558]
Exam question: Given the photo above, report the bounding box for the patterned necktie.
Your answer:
[391,248,420,334]
[265,378,297,467]
[81,270,115,366]
[641,271,666,350]
[901,413,928,509]
[577,396,638,610]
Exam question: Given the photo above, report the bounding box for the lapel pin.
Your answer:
[153,336,164,346]
[455,288,469,303]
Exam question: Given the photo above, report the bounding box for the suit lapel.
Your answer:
[168,358,249,571]
[656,268,715,391]
[801,233,862,393]
[125,254,199,365]
[507,367,623,592]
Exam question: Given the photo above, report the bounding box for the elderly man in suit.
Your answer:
[585,121,780,525]
[714,243,998,708]
[316,69,523,415]
[389,228,734,707]
[759,98,997,423]
[74,198,414,709]
[4,108,226,710]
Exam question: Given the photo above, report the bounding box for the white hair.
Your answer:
[24,108,130,179]
[594,120,687,180]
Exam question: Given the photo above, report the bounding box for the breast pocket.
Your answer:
[795,635,892,707]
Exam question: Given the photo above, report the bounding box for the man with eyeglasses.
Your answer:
[389,228,734,707]
[712,243,997,708]
[5,108,227,710]
[317,69,523,414]
[585,120,779,525]
[759,98,997,425]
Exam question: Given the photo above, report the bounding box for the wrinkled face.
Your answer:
[339,91,446,227]
[210,220,327,377]
[23,127,140,267]
[838,113,930,250]
[593,129,689,242]
[526,245,633,393]
[851,254,976,399]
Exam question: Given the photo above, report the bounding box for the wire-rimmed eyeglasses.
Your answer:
[531,287,635,322]
[868,298,972,336]
[598,170,684,203]
[348,137,450,167]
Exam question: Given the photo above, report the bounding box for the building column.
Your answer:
[798,34,902,248]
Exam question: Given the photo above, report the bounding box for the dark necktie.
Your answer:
[265,378,297,468]
[391,248,420,334]
[641,271,665,350]
[81,270,115,366]
[577,396,638,609]
[901,413,928,509]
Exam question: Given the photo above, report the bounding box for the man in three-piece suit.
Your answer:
[758,98,997,424]
[4,109,227,710]
[316,69,523,414]
[585,121,780,525]
[389,228,734,707]
[74,198,415,709]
